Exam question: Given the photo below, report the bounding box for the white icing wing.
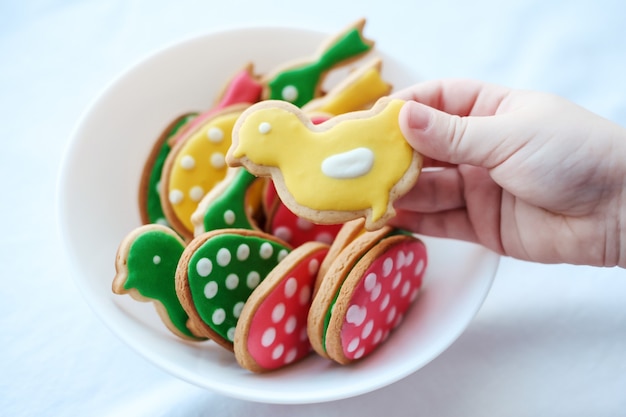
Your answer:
[320,147,375,179]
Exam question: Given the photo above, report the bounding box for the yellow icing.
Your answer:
[168,111,242,232]
[232,99,413,222]
[305,66,391,115]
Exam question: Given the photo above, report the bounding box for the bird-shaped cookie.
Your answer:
[113,224,206,341]
[226,97,423,230]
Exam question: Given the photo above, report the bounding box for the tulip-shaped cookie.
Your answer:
[226,97,422,230]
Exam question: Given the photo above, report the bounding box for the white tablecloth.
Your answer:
[2,1,625,415]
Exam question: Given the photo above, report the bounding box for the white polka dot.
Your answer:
[225,273,239,290]
[233,301,244,318]
[281,85,298,102]
[258,122,271,134]
[296,217,313,230]
[212,308,225,325]
[415,259,425,275]
[405,251,415,267]
[152,255,161,265]
[370,283,382,302]
[346,305,366,326]
[196,258,213,277]
[204,281,218,299]
[315,232,333,244]
[392,271,402,289]
[259,242,273,259]
[224,210,236,225]
[364,273,377,292]
[382,257,394,277]
[207,127,224,143]
[386,306,397,324]
[354,347,366,359]
[210,152,225,169]
[380,293,390,311]
[216,248,231,266]
[273,226,292,242]
[272,303,286,323]
[308,258,320,276]
[155,180,162,195]
[278,249,289,262]
[236,244,250,261]
[227,327,236,341]
[284,348,298,364]
[373,329,383,344]
[180,155,195,170]
[169,189,183,204]
[261,327,276,347]
[401,280,411,297]
[284,277,297,298]
[299,285,311,306]
[347,337,360,353]
[396,250,406,269]
[247,271,260,288]
[155,217,168,226]
[272,344,285,360]
[189,185,204,202]
[410,288,420,302]
[299,326,308,341]
[285,316,297,334]
[394,313,404,329]
[362,320,374,339]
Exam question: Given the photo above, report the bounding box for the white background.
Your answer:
[2,0,625,416]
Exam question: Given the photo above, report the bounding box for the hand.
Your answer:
[390,79,626,267]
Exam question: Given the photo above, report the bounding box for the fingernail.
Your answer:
[405,101,432,131]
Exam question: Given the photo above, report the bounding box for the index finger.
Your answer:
[392,78,512,117]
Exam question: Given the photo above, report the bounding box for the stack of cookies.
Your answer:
[113,19,428,372]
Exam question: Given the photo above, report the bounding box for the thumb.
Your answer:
[399,101,507,168]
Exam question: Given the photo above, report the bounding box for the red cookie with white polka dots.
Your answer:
[234,241,329,372]
[326,233,427,364]
[265,181,343,248]
[307,226,394,359]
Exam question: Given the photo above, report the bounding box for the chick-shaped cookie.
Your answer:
[113,224,206,341]
[227,97,422,230]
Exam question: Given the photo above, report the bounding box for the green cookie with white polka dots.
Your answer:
[176,229,291,351]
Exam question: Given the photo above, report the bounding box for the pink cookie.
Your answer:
[234,241,329,372]
[311,232,427,364]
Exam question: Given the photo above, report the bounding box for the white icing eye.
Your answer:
[321,147,375,179]
[281,85,298,102]
[258,122,272,134]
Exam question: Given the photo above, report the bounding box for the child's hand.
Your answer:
[391,79,626,267]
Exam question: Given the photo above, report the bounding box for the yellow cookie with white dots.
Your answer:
[161,104,248,240]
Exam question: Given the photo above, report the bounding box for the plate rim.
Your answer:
[56,24,500,404]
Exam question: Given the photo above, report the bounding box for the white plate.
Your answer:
[57,25,499,404]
